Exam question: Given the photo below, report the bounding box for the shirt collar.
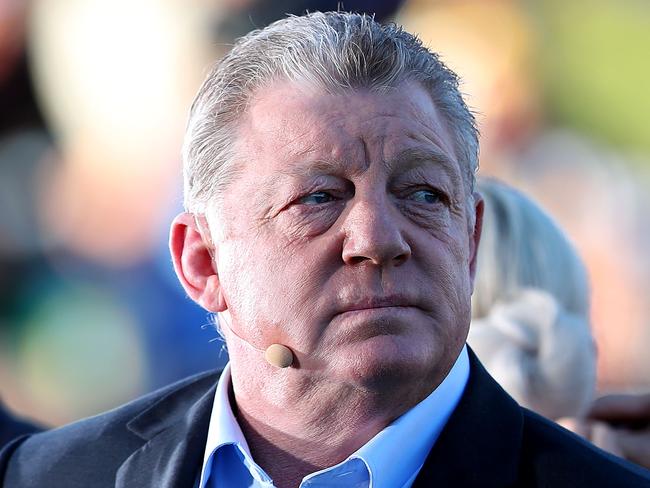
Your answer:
[351,345,469,488]
[198,362,272,487]
[199,345,469,488]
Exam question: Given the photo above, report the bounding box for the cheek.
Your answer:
[440,220,472,276]
[217,235,321,341]
[414,213,471,268]
[414,227,473,310]
[218,241,274,318]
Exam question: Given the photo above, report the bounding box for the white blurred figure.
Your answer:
[469,178,596,420]
[28,0,215,265]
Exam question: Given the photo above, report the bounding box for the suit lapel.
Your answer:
[413,349,523,487]
[112,353,523,487]
[116,372,219,488]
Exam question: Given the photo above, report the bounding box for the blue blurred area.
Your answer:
[116,228,227,389]
[2,233,226,421]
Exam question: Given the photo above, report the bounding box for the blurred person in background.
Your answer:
[468,178,596,421]
[470,178,650,472]
[397,0,650,396]
[2,11,649,487]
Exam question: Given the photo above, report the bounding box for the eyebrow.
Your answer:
[252,159,344,211]
[257,145,462,196]
[276,158,348,179]
[387,147,463,186]
[254,159,343,197]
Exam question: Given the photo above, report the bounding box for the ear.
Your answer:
[468,192,484,291]
[169,212,227,312]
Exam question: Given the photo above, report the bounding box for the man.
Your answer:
[1,11,649,488]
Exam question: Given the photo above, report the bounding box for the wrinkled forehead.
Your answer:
[233,79,465,184]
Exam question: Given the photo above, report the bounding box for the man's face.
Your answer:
[212,80,480,394]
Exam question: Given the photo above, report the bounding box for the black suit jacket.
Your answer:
[0,402,42,450]
[2,350,649,487]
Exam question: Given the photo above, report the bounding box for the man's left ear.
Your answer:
[468,192,484,290]
[169,212,227,313]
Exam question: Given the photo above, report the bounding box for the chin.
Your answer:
[331,334,440,393]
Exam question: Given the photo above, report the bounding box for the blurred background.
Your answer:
[1,0,649,427]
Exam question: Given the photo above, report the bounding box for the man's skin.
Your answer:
[170,79,483,488]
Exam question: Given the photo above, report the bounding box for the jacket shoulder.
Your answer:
[0,369,221,488]
[0,401,42,447]
[520,408,650,487]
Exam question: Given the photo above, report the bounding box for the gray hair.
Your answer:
[182,11,479,215]
[472,178,590,320]
[469,178,595,419]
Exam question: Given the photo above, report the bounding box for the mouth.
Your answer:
[336,296,421,315]
[329,299,422,345]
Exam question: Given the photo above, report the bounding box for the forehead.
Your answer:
[233,80,463,184]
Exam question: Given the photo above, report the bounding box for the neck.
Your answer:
[234,393,389,488]
[229,364,433,488]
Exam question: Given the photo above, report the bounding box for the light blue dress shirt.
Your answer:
[198,345,469,488]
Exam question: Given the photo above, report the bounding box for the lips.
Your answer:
[328,295,422,344]
[336,295,420,315]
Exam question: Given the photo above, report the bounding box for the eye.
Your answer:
[298,191,337,205]
[407,188,442,204]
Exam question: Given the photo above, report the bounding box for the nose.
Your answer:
[341,196,411,267]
